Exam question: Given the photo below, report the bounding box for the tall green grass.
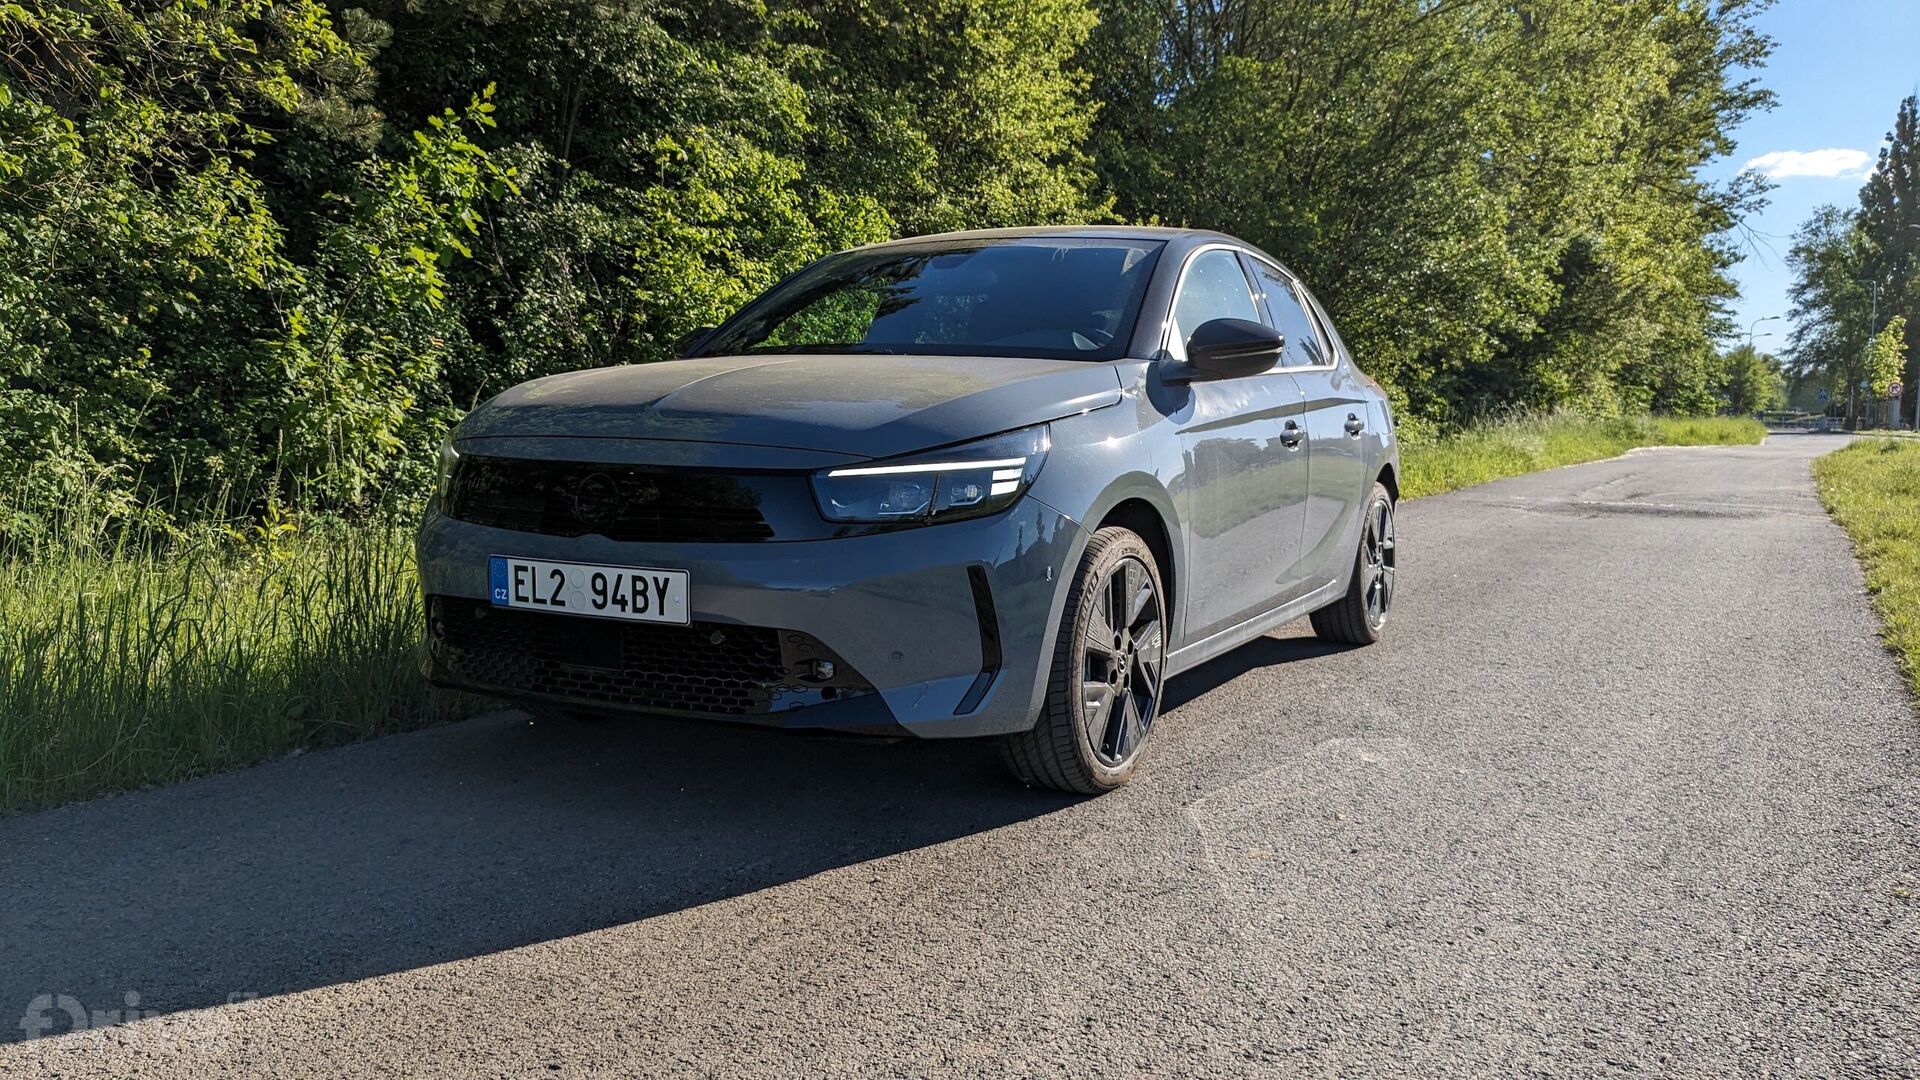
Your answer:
[0,505,471,813]
[1399,412,1767,499]
[1814,439,1920,699]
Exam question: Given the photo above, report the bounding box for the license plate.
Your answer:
[488,556,690,625]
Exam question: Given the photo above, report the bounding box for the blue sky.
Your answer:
[1703,0,1919,354]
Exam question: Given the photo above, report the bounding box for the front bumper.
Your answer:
[416,496,1086,738]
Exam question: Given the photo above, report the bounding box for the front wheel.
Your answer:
[1309,482,1396,645]
[1003,526,1167,794]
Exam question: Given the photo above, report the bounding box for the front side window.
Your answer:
[1250,260,1328,369]
[1167,249,1262,361]
[694,238,1165,362]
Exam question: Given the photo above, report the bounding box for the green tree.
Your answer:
[781,0,1106,234]
[1786,206,1877,428]
[1867,315,1908,402]
[0,0,509,530]
[358,0,1104,402]
[0,0,382,525]
[1858,95,1918,424]
[274,92,519,507]
[1081,0,1771,424]
[356,0,883,398]
[1714,344,1785,415]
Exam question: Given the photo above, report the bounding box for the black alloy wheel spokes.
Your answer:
[1364,497,1395,629]
[1081,556,1164,767]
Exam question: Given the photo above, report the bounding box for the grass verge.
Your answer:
[1399,412,1767,500]
[0,518,477,813]
[1813,439,1920,699]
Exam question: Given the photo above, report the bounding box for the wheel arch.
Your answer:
[1073,473,1184,645]
[1376,461,1400,502]
[1096,498,1177,621]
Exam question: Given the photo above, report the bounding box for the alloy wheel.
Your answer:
[1082,555,1164,767]
[1363,497,1396,630]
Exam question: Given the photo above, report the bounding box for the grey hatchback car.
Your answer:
[418,226,1399,793]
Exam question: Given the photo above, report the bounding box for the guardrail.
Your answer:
[1764,416,1842,432]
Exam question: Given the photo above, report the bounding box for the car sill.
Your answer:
[1166,577,1345,677]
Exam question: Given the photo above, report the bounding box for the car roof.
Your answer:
[854,224,1234,249]
[845,225,1297,280]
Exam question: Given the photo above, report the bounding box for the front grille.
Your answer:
[447,456,779,542]
[429,597,873,717]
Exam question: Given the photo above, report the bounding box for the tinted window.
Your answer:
[1251,260,1327,369]
[1168,249,1261,361]
[694,238,1165,362]
[1300,285,1350,363]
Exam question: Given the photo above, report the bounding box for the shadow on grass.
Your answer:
[0,629,1344,1042]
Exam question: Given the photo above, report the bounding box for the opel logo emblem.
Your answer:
[572,472,619,529]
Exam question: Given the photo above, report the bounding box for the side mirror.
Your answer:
[672,325,718,358]
[1168,318,1284,383]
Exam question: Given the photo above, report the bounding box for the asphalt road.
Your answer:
[4,433,1917,1077]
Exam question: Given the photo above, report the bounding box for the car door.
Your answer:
[1160,246,1310,645]
[1250,260,1371,592]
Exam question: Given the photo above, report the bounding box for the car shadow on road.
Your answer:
[1160,631,1356,713]
[0,709,1077,1041]
[0,630,1347,1044]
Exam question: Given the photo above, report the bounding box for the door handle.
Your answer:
[1344,413,1365,436]
[1279,420,1303,449]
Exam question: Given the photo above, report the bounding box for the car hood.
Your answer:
[457,353,1126,460]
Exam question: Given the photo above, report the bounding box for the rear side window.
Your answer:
[1168,249,1262,361]
[1250,260,1327,369]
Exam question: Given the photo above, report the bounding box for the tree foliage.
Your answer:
[2,0,1775,534]
[1084,0,1772,424]
[1857,96,1919,420]
[1786,205,1876,423]
[1787,95,1919,428]
[1713,343,1784,415]
[1867,315,1907,401]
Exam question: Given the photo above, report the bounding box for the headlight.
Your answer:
[811,426,1051,525]
[435,437,461,503]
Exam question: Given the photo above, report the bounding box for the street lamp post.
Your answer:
[1745,315,1782,420]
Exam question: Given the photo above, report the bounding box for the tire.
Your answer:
[1002,526,1168,795]
[1309,481,1396,645]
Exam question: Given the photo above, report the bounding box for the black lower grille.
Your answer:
[429,597,873,717]
[446,456,782,542]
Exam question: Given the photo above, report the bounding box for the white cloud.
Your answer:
[1740,148,1875,180]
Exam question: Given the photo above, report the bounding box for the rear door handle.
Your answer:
[1279,420,1303,448]
[1344,413,1365,436]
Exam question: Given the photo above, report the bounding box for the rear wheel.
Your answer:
[1003,527,1167,794]
[1309,481,1395,645]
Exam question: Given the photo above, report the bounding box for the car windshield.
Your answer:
[693,237,1166,362]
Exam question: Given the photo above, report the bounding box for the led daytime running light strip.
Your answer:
[825,456,1029,478]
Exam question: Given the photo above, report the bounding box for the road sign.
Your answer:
[1892,381,1905,400]
[1817,386,1829,404]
